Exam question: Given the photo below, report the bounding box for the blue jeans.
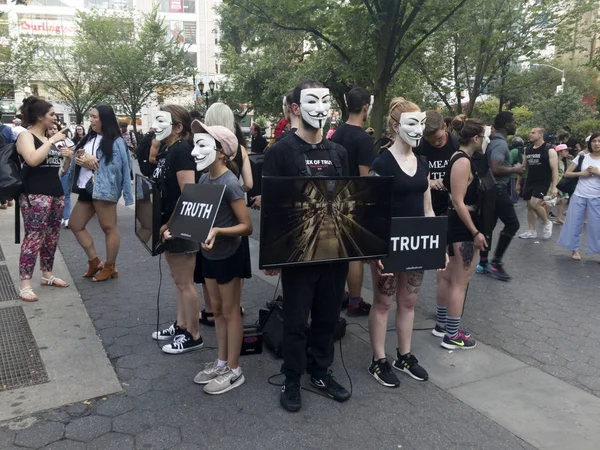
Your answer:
[60,171,71,220]
[558,194,600,254]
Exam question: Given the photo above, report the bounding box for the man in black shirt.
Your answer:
[263,80,350,413]
[518,127,558,240]
[250,123,268,153]
[332,87,374,317]
[414,110,458,216]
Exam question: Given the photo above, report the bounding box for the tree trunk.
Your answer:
[75,110,84,125]
[131,111,137,134]
[370,75,390,141]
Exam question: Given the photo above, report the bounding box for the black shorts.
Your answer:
[447,209,479,256]
[522,184,550,201]
[202,242,251,285]
[77,188,94,203]
[164,237,199,255]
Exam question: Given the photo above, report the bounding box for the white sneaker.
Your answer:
[518,230,537,239]
[203,367,245,395]
[542,221,553,239]
[194,360,224,385]
[63,219,69,228]
[60,219,65,227]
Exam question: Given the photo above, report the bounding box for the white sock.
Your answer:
[217,359,227,367]
[231,367,242,376]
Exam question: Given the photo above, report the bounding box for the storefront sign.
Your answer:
[19,18,77,36]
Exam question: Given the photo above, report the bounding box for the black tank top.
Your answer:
[525,143,551,186]
[444,151,480,207]
[370,149,429,217]
[22,134,64,197]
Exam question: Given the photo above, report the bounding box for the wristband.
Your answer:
[473,231,481,238]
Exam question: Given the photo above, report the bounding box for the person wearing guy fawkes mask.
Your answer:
[263,80,350,413]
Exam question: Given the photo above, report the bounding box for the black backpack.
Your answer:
[0,142,23,200]
[135,131,157,177]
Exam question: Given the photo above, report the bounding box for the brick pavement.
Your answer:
[0,204,536,450]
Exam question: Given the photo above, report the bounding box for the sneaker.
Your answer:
[341,291,349,309]
[64,219,69,229]
[151,322,184,341]
[542,221,553,239]
[161,331,203,354]
[203,367,245,395]
[280,380,301,412]
[193,360,223,385]
[518,230,537,239]
[488,262,511,281]
[548,212,556,219]
[310,372,351,402]
[475,263,491,274]
[441,330,477,350]
[431,324,471,339]
[392,351,428,381]
[368,358,400,388]
[346,299,371,317]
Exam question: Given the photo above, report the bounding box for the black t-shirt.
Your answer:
[152,140,195,225]
[331,124,375,176]
[414,132,457,215]
[23,135,64,197]
[263,133,349,178]
[370,150,429,218]
[525,143,551,186]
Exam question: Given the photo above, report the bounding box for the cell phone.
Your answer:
[77,149,85,158]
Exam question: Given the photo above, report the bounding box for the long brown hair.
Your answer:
[160,104,192,143]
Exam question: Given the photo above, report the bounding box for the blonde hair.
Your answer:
[387,97,420,135]
[205,102,235,133]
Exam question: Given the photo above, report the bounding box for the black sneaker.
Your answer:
[489,261,511,281]
[346,299,371,317]
[368,358,400,388]
[151,321,184,341]
[161,331,203,354]
[280,381,301,412]
[341,291,349,309]
[392,351,428,381]
[432,324,472,339]
[310,372,351,402]
[441,331,477,350]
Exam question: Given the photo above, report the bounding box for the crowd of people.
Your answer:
[4,80,599,412]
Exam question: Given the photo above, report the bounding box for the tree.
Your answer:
[0,37,40,99]
[76,8,195,132]
[42,40,110,124]
[528,87,596,134]
[222,0,470,136]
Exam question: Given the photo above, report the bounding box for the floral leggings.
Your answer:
[19,194,65,280]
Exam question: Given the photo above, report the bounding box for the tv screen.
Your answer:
[134,174,163,256]
[259,176,393,268]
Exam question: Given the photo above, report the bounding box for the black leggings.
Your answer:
[480,186,520,263]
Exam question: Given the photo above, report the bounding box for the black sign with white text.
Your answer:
[169,184,225,243]
[381,216,448,273]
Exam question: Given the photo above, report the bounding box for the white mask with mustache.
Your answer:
[191,133,217,172]
[398,111,426,147]
[300,88,331,129]
[152,111,172,141]
[367,95,374,118]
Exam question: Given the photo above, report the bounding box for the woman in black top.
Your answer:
[367,97,434,388]
[435,119,488,351]
[16,96,72,302]
[150,105,204,355]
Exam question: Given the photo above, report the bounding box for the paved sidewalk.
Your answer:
[0,204,537,450]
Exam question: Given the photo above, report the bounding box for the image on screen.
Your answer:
[259,176,393,268]
[134,174,162,256]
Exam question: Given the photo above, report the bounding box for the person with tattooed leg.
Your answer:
[367,97,433,387]
[436,119,488,350]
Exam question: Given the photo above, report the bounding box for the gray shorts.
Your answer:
[164,237,199,255]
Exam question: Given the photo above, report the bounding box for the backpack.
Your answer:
[0,125,7,146]
[0,141,26,244]
[135,131,157,177]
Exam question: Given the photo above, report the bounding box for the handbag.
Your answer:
[85,174,95,195]
[556,155,584,196]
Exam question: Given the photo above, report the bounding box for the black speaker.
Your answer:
[259,301,284,358]
[240,326,263,356]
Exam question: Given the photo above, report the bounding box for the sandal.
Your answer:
[572,251,581,261]
[19,286,38,302]
[199,309,215,327]
[41,276,69,288]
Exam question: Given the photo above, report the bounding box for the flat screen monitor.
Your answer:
[259,176,393,268]
[134,174,163,256]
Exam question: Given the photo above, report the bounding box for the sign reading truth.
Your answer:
[381,216,448,273]
[169,184,225,243]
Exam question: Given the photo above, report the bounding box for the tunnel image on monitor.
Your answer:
[259,176,393,268]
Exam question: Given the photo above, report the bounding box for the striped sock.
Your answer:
[445,316,461,339]
[436,305,448,329]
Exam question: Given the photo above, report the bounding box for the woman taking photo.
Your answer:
[558,132,600,261]
[434,119,487,350]
[150,105,204,354]
[187,121,252,394]
[68,105,133,281]
[367,97,434,388]
[47,123,75,228]
[16,96,72,302]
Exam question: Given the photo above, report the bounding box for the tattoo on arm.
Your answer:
[406,271,424,294]
[459,241,474,271]
[377,275,397,296]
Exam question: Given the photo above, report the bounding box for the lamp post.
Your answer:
[198,80,216,109]
[531,63,565,94]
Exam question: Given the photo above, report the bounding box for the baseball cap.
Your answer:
[554,143,568,152]
[13,118,21,125]
[191,120,238,161]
